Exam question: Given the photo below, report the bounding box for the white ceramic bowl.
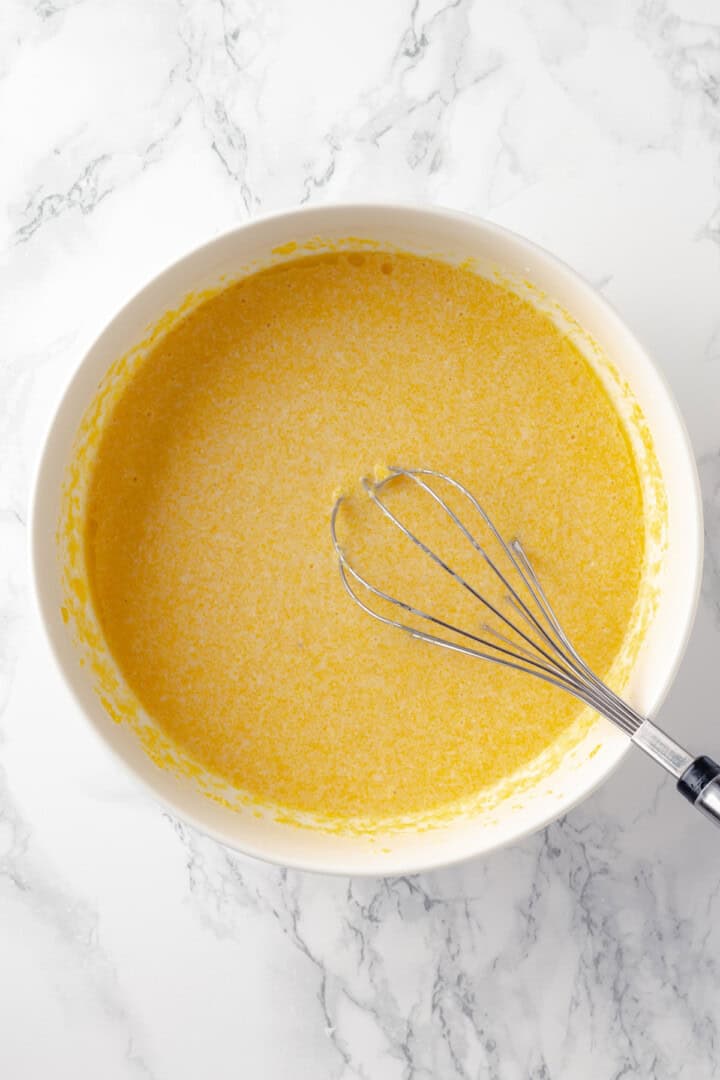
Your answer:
[30,204,703,875]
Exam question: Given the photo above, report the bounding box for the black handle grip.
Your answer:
[678,756,720,827]
[677,756,720,803]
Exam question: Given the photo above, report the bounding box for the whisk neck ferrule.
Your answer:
[631,719,693,779]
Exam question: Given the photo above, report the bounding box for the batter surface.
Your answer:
[84,251,645,821]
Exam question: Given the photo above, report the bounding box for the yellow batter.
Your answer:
[83,251,645,822]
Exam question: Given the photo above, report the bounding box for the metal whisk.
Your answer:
[331,466,720,828]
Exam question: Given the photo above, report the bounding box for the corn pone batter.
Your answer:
[84,251,645,822]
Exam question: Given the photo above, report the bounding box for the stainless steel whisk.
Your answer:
[331,466,720,827]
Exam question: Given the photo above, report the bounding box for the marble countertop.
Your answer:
[3,1,720,1076]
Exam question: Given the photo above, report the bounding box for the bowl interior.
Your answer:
[31,205,702,874]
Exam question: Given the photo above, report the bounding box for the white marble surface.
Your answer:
[3,0,720,1076]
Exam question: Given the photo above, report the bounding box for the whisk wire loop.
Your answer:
[331,466,644,737]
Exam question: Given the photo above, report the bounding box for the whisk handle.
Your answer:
[632,721,720,827]
[677,756,720,827]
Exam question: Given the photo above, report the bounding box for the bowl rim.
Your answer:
[28,201,704,875]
